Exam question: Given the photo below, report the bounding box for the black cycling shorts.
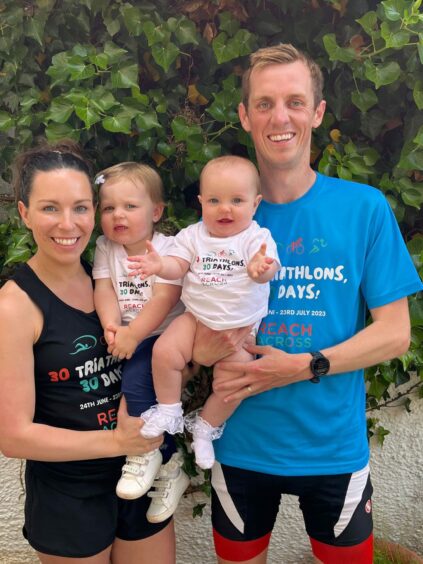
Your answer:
[211,462,373,562]
[23,468,171,558]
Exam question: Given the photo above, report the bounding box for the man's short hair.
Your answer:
[242,43,324,108]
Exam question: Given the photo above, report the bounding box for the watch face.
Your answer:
[314,356,330,375]
[310,352,330,377]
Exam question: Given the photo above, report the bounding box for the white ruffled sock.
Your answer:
[141,402,183,438]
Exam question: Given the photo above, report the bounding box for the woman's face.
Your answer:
[18,169,95,265]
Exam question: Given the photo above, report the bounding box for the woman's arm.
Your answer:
[94,277,122,345]
[0,282,161,461]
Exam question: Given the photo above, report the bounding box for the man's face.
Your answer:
[239,61,325,173]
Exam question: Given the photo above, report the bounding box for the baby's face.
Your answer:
[99,178,163,254]
[198,166,261,238]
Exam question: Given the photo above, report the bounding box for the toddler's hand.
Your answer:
[247,243,275,280]
[107,325,138,360]
[127,240,162,279]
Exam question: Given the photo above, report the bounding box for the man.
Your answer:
[193,44,423,564]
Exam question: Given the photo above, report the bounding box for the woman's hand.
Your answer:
[113,397,163,456]
[192,321,254,366]
[213,344,311,403]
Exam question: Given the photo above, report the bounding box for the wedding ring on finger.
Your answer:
[247,385,253,394]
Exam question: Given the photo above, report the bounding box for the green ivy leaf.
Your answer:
[368,377,388,399]
[90,89,118,112]
[120,4,144,36]
[381,22,410,48]
[102,112,132,133]
[103,14,121,37]
[4,246,33,265]
[151,42,179,72]
[68,60,96,81]
[25,13,47,47]
[413,80,423,109]
[89,52,109,70]
[233,29,256,58]
[381,0,406,21]
[143,21,171,46]
[192,503,206,518]
[364,60,401,89]
[135,110,161,131]
[219,11,240,36]
[398,142,423,169]
[213,32,235,64]
[323,34,356,63]
[351,89,378,113]
[0,111,14,131]
[171,116,202,141]
[401,188,423,208]
[104,42,128,64]
[356,11,378,35]
[45,98,74,124]
[111,63,139,88]
[345,156,374,176]
[156,140,176,157]
[75,104,101,128]
[45,122,79,142]
[174,17,199,45]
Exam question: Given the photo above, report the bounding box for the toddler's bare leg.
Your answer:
[188,345,253,469]
[140,313,197,439]
[152,312,197,403]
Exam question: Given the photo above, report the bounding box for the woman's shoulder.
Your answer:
[0,277,40,333]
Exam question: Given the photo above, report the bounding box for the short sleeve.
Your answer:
[361,195,423,309]
[92,236,110,280]
[167,225,196,263]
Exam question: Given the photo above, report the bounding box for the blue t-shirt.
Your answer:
[214,173,423,476]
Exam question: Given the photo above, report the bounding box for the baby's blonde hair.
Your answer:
[200,156,260,194]
[96,162,164,205]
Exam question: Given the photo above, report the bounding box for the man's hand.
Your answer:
[192,321,254,366]
[213,344,311,403]
[247,243,275,280]
[127,240,162,279]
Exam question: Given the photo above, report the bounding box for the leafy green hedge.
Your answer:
[0,0,422,441]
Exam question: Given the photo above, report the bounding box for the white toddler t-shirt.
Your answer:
[169,221,280,330]
[93,231,184,336]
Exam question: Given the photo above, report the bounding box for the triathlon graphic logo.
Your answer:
[69,334,98,355]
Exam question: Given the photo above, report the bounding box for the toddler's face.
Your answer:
[198,166,261,238]
[99,178,163,254]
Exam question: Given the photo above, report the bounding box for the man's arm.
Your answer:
[212,297,411,402]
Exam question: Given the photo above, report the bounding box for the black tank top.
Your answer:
[13,263,124,495]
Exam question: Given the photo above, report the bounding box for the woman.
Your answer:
[0,141,176,563]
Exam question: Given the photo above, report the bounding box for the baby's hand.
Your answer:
[127,240,162,279]
[247,243,275,280]
[104,324,117,347]
[108,325,138,360]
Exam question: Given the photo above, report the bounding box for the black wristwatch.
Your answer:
[309,351,330,383]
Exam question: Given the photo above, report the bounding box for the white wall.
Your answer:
[0,398,421,564]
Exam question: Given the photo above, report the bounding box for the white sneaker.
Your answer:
[146,452,190,523]
[116,450,162,500]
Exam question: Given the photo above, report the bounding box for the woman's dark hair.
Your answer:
[12,139,94,206]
